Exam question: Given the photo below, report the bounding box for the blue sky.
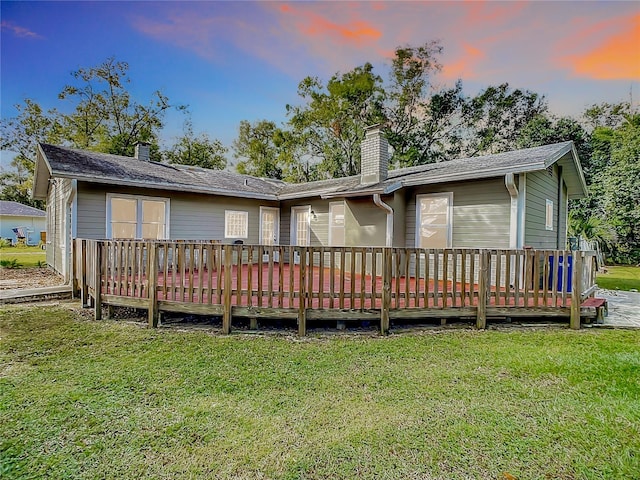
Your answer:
[1,0,639,166]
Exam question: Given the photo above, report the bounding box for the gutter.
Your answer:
[321,182,403,200]
[373,194,394,247]
[505,173,519,249]
[49,172,279,201]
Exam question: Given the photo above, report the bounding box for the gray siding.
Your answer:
[345,197,387,247]
[405,178,511,249]
[280,198,332,246]
[281,196,392,248]
[525,168,560,249]
[46,178,72,276]
[76,183,277,243]
[391,190,407,248]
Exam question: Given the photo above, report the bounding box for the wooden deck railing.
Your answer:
[73,239,598,334]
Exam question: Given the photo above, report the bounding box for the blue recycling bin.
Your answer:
[549,255,573,292]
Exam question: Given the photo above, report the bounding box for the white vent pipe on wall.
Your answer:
[373,194,393,247]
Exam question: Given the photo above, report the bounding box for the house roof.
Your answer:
[33,141,587,202]
[33,144,282,201]
[0,200,46,217]
[280,141,587,200]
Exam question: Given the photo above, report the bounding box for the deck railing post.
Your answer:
[298,247,307,336]
[476,250,489,329]
[80,239,89,307]
[148,242,159,327]
[380,247,391,334]
[570,251,582,330]
[94,241,103,321]
[222,244,232,334]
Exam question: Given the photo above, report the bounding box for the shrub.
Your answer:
[0,259,22,269]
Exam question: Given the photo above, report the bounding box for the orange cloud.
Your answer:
[442,43,486,80]
[1,21,42,39]
[461,1,528,27]
[566,14,640,80]
[280,4,381,46]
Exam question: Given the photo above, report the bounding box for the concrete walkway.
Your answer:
[0,284,72,304]
[594,289,640,328]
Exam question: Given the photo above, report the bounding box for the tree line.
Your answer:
[1,44,638,263]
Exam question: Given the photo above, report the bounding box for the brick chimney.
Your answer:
[134,142,150,162]
[360,124,388,185]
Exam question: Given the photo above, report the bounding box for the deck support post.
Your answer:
[298,247,307,336]
[94,242,102,321]
[148,242,159,327]
[222,245,233,334]
[380,248,391,335]
[570,251,582,330]
[476,250,489,329]
[80,239,89,307]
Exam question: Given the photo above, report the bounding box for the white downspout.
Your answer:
[505,173,519,249]
[373,194,394,247]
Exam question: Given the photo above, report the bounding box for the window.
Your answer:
[329,202,345,246]
[416,193,453,248]
[225,210,248,239]
[545,199,553,231]
[107,194,168,239]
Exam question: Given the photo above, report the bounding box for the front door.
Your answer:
[290,206,310,263]
[260,207,280,261]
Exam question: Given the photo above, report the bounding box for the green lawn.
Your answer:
[0,245,46,268]
[597,265,640,292]
[1,306,638,479]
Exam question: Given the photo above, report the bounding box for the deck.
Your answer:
[73,240,598,334]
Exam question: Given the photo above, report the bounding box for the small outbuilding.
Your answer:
[0,200,46,246]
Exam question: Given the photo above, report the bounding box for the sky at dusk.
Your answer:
[1,0,639,165]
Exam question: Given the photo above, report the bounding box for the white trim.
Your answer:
[259,206,279,245]
[224,210,249,239]
[545,199,554,231]
[415,192,453,248]
[505,173,519,249]
[290,205,311,246]
[106,193,170,239]
[518,173,526,248]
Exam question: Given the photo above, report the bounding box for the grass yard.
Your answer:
[1,307,638,479]
[0,245,46,268]
[597,265,640,292]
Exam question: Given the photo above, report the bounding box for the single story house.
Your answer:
[33,128,587,281]
[0,200,46,246]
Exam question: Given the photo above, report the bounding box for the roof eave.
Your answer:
[55,172,279,201]
[401,164,544,187]
[567,143,589,198]
[32,144,53,200]
[319,181,403,199]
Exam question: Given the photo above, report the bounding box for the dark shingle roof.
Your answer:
[37,144,281,200]
[35,141,586,201]
[0,200,45,217]
[279,141,585,199]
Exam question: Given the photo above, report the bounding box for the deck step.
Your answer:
[0,285,73,304]
[581,297,608,324]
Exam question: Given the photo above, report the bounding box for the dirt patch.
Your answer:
[0,268,65,290]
